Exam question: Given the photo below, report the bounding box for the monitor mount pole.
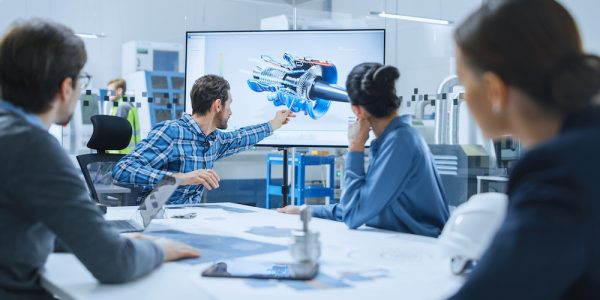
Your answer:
[278,147,289,208]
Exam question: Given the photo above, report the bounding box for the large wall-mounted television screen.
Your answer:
[185,29,385,147]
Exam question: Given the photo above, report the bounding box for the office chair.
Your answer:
[76,115,140,206]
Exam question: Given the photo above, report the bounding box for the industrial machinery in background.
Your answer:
[126,70,186,139]
[429,143,490,207]
[121,41,184,77]
[474,136,521,194]
[408,89,436,143]
[493,136,521,171]
[247,53,349,119]
[121,40,185,139]
[408,76,503,207]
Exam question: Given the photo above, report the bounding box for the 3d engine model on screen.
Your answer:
[247,53,349,120]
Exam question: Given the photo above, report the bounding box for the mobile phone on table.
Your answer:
[201,261,318,280]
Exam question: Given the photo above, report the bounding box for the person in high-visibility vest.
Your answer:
[106,78,140,154]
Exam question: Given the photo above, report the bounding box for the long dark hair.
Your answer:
[455,0,600,115]
[346,63,401,118]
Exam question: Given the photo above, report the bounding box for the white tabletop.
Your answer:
[41,203,464,300]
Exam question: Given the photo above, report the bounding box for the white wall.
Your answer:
[559,0,600,55]
[0,0,298,89]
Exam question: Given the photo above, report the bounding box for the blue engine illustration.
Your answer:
[247,53,349,120]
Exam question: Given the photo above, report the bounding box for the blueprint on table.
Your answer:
[147,230,287,265]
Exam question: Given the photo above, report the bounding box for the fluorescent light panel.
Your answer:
[371,11,452,25]
[75,33,107,39]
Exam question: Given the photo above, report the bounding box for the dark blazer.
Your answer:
[0,108,163,299]
[450,107,600,299]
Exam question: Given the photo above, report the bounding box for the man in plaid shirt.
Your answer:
[113,75,294,204]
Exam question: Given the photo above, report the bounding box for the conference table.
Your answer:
[41,203,464,299]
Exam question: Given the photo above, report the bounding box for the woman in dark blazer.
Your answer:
[450,0,600,299]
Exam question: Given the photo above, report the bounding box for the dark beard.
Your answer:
[216,113,228,129]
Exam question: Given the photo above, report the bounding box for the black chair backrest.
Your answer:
[87,115,132,153]
[77,115,134,203]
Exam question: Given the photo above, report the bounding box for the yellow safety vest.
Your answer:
[110,98,141,154]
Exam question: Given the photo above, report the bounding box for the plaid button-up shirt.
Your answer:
[113,113,272,204]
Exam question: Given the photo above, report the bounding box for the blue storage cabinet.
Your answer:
[265,154,335,208]
[142,71,186,126]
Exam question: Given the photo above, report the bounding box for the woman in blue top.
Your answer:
[278,63,450,237]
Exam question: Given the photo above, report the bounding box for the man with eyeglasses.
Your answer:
[0,19,199,299]
[79,72,92,90]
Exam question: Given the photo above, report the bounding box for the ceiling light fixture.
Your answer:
[370,11,452,25]
[74,32,107,39]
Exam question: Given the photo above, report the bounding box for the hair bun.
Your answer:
[360,65,400,96]
[549,54,600,114]
[373,65,400,84]
[347,62,401,117]
[359,66,378,95]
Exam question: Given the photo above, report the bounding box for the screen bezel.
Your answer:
[184,29,386,148]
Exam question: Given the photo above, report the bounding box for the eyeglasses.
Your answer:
[78,72,92,90]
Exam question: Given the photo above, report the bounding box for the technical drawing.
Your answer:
[247,53,349,119]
